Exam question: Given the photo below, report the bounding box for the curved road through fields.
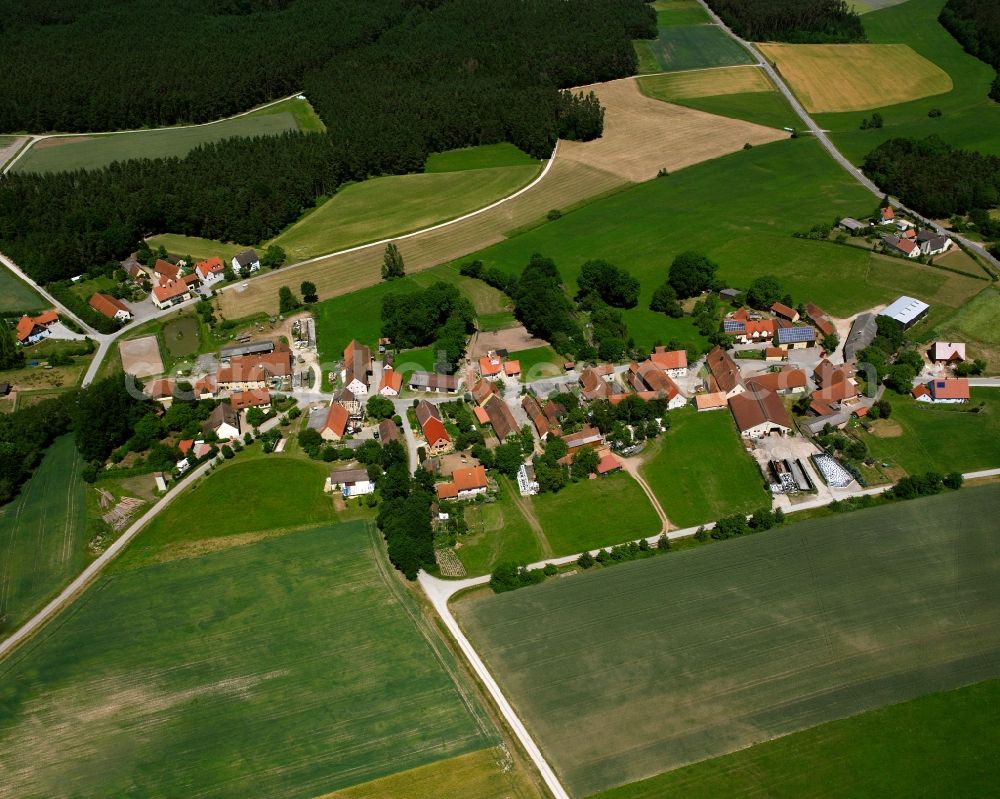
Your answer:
[694,0,1000,271]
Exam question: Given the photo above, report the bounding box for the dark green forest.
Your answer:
[0,0,655,285]
[940,0,1000,101]
[862,136,1000,218]
[705,0,864,43]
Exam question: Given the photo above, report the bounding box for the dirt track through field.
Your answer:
[218,77,784,319]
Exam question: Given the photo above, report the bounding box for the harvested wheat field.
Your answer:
[219,78,784,318]
[557,78,786,181]
[758,43,952,113]
[637,65,774,100]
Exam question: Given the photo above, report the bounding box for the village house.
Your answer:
[579,364,615,401]
[15,310,58,345]
[723,316,777,343]
[562,425,603,452]
[649,346,688,377]
[320,401,350,441]
[343,339,372,396]
[695,391,728,411]
[880,206,895,224]
[145,378,174,407]
[770,302,799,323]
[913,378,970,404]
[216,346,292,391]
[765,347,788,362]
[471,378,499,406]
[705,346,745,398]
[195,376,217,399]
[232,249,261,275]
[435,465,489,500]
[483,394,519,441]
[844,312,877,362]
[776,326,816,350]
[325,467,374,497]
[804,303,836,340]
[379,370,402,397]
[230,388,272,411]
[930,341,966,365]
[479,352,503,377]
[596,449,623,476]
[152,259,181,287]
[151,280,192,310]
[811,359,860,417]
[746,368,807,396]
[408,371,460,394]
[378,418,400,444]
[626,360,687,409]
[521,394,549,439]
[882,235,920,258]
[203,403,240,440]
[728,387,792,438]
[89,293,133,322]
[416,400,451,454]
[195,256,226,284]
[504,360,521,379]
[915,231,953,256]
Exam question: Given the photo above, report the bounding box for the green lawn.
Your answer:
[425,143,539,173]
[507,345,563,381]
[453,139,982,351]
[458,481,543,576]
[0,436,87,638]
[0,263,46,313]
[860,388,1000,476]
[532,472,661,554]
[12,106,306,175]
[592,679,1000,799]
[457,485,1000,798]
[66,274,116,303]
[654,0,711,27]
[0,521,496,797]
[642,408,769,527]
[932,286,1000,370]
[635,24,754,73]
[670,91,800,130]
[144,233,251,263]
[817,0,1000,162]
[270,165,539,262]
[112,456,336,571]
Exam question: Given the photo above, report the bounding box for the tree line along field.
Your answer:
[447,138,986,352]
[10,98,320,175]
[640,409,769,528]
[0,517,506,799]
[0,436,87,638]
[591,678,1000,798]
[815,0,1000,162]
[860,388,1000,477]
[636,66,801,130]
[456,485,1000,798]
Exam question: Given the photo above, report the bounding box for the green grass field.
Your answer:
[816,0,1000,161]
[453,139,982,351]
[508,345,562,381]
[860,388,1000,476]
[457,485,1000,797]
[0,436,87,637]
[270,165,539,262]
[532,472,661,554]
[459,483,544,575]
[592,679,1000,799]
[932,286,1000,369]
[112,456,336,572]
[0,521,496,798]
[671,91,801,130]
[642,408,769,527]
[0,264,46,313]
[654,0,711,27]
[425,143,539,173]
[636,24,754,73]
[144,233,251,263]
[12,100,313,174]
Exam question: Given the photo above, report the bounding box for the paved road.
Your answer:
[694,0,1000,271]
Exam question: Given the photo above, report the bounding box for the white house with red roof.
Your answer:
[14,311,58,345]
[195,256,226,284]
[649,346,688,377]
[89,293,133,322]
[914,378,970,404]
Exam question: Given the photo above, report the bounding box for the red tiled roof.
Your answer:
[504,360,521,376]
[911,384,931,400]
[882,207,895,220]
[479,355,502,376]
[650,347,687,371]
[195,256,225,279]
[452,466,488,492]
[146,378,174,399]
[88,292,130,319]
[435,482,459,499]
[931,378,970,400]
[483,394,518,441]
[696,392,728,410]
[322,402,349,437]
[153,281,190,303]
[421,416,450,446]
[380,371,402,393]
[231,388,271,410]
[765,347,786,359]
[178,439,194,455]
[597,452,622,475]
[770,302,797,320]
[728,387,792,433]
[746,368,807,393]
[705,346,743,394]
[474,405,489,424]
[14,316,37,342]
[153,259,181,283]
[33,310,58,326]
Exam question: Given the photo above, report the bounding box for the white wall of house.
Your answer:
[215,422,240,440]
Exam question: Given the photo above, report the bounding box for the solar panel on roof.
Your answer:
[723,319,745,333]
[777,326,815,343]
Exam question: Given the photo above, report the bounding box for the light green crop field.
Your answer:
[860,388,1000,476]
[654,0,711,27]
[642,408,768,527]
[454,139,982,351]
[457,486,1000,798]
[0,521,496,798]
[0,436,87,638]
[144,233,251,263]
[816,0,1000,161]
[11,98,318,175]
[635,24,754,73]
[531,472,661,554]
[425,143,539,173]
[270,165,540,262]
[592,679,1000,799]
[112,456,337,572]
[0,264,46,312]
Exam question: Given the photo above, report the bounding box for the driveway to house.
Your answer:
[619,454,671,533]
[693,0,1000,272]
